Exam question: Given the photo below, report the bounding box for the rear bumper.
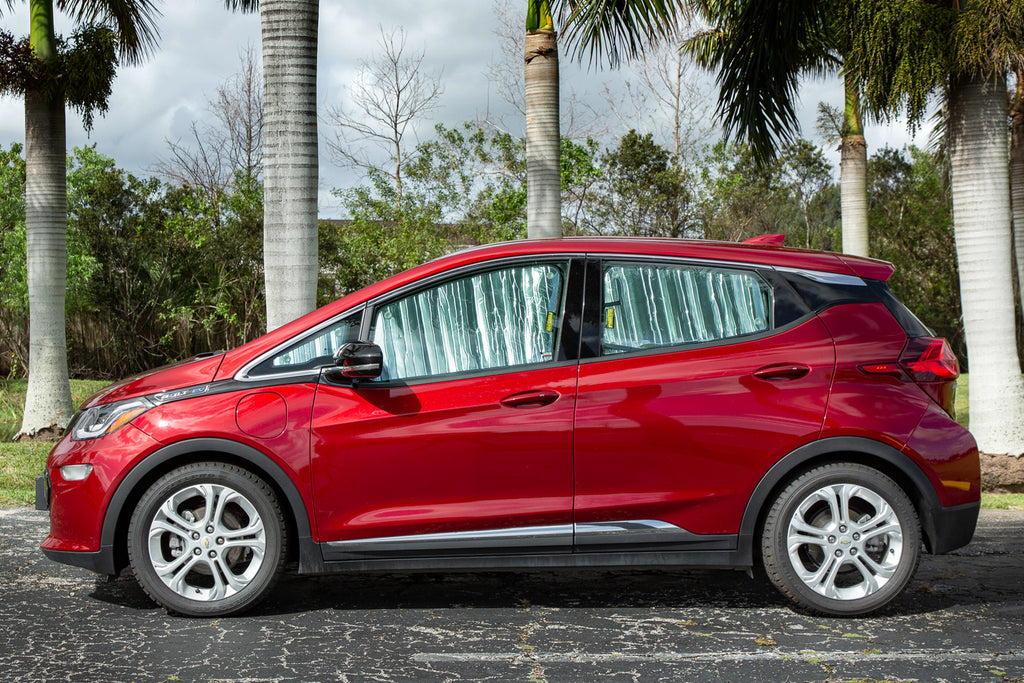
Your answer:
[924,500,979,554]
[35,472,50,511]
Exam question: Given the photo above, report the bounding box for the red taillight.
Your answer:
[900,337,959,381]
[900,337,959,416]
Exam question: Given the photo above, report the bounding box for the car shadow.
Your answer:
[88,554,1015,620]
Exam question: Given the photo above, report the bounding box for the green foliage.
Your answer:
[840,0,1024,127]
[328,123,533,295]
[593,130,691,237]
[839,0,953,128]
[0,124,966,386]
[691,139,839,248]
[0,24,118,131]
[867,145,963,361]
[980,492,1024,510]
[0,145,265,380]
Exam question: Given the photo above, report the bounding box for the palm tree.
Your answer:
[0,0,160,437]
[226,0,318,331]
[842,0,1024,456]
[1011,68,1024,325]
[684,0,871,256]
[524,0,688,239]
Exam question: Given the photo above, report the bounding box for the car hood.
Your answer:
[80,352,226,409]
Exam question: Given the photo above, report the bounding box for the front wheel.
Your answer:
[761,463,920,616]
[128,462,287,617]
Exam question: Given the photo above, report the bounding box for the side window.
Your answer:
[370,262,567,382]
[248,311,362,376]
[601,261,771,355]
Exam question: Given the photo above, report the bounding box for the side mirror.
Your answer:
[331,342,383,379]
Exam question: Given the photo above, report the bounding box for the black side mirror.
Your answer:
[331,342,383,379]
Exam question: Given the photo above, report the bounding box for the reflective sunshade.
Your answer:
[601,262,771,354]
[372,263,567,381]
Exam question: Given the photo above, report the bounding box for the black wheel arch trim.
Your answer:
[737,436,970,563]
[98,437,317,576]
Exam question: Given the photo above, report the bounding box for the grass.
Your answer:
[954,374,969,428]
[0,379,108,507]
[0,441,53,506]
[980,492,1024,510]
[0,379,107,442]
[0,376,1018,509]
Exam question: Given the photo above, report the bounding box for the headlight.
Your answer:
[71,398,154,441]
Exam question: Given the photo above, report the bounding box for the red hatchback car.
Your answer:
[38,238,979,617]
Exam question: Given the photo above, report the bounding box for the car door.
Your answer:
[310,258,582,560]
[572,258,834,547]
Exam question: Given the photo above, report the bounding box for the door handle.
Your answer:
[753,364,811,381]
[500,390,560,408]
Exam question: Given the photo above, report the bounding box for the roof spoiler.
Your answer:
[743,234,786,246]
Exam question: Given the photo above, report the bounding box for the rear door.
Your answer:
[572,257,834,546]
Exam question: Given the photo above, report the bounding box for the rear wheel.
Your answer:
[761,463,920,616]
[128,462,287,617]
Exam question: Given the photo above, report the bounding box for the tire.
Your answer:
[761,463,920,616]
[128,462,287,617]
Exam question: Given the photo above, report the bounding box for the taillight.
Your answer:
[900,337,959,416]
[900,337,959,381]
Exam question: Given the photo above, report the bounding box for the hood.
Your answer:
[80,352,226,409]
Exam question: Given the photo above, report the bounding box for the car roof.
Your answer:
[215,237,893,379]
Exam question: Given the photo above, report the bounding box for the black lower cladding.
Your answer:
[35,472,50,511]
[925,500,980,554]
[41,546,117,575]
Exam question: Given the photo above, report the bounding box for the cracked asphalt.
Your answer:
[1,507,1021,682]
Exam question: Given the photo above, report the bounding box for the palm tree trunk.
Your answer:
[1010,71,1024,330]
[948,71,1024,456]
[261,0,319,331]
[840,76,869,257]
[19,0,73,437]
[525,28,561,239]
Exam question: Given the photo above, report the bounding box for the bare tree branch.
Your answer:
[324,26,443,209]
[154,44,263,204]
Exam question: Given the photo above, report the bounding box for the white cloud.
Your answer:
[1,2,925,218]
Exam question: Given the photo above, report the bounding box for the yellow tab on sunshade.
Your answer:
[606,308,614,328]
[546,311,554,331]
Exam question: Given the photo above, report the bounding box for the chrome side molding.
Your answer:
[323,519,714,560]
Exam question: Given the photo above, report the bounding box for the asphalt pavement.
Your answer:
[1,507,1021,682]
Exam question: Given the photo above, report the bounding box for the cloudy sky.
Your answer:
[0,1,927,218]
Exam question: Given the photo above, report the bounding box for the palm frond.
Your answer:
[552,0,691,68]
[58,0,162,66]
[223,0,258,12]
[690,0,836,164]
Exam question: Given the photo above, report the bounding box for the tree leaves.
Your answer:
[0,24,117,131]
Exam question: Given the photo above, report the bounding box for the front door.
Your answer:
[310,259,580,559]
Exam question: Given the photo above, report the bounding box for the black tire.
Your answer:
[761,463,920,616]
[128,462,287,617]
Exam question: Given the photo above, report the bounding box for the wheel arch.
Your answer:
[737,437,944,562]
[101,438,320,576]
